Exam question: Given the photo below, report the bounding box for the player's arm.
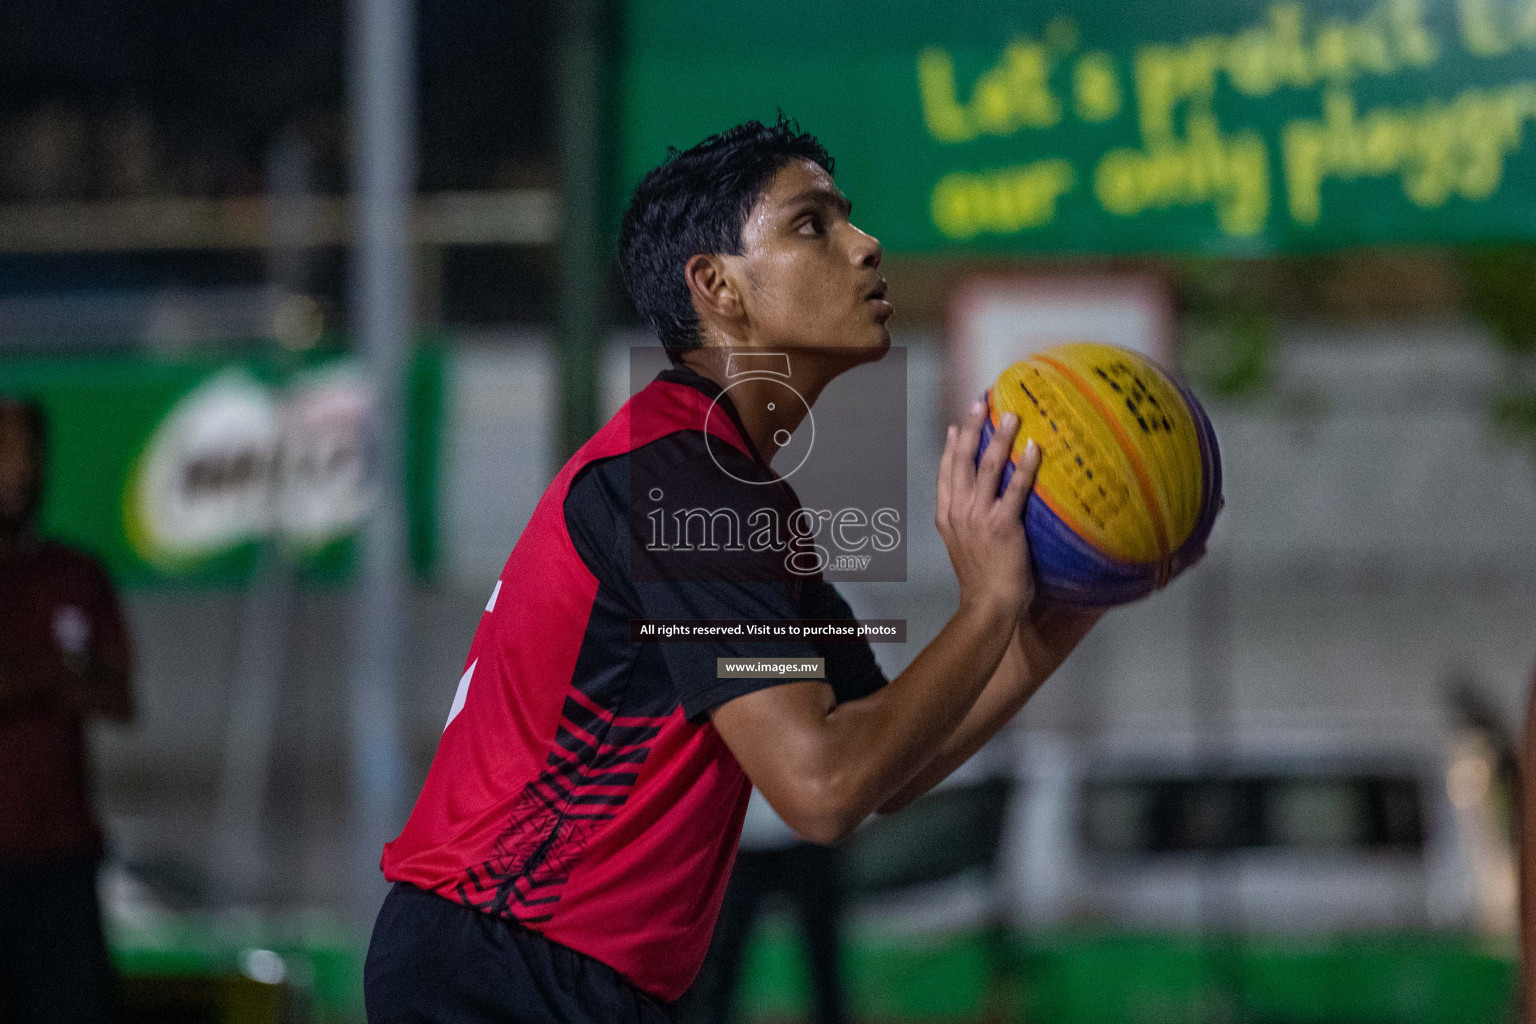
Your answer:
[710,402,1038,845]
[875,602,1101,814]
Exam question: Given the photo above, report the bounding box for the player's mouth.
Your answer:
[865,278,893,322]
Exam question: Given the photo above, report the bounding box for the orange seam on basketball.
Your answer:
[1032,485,1102,559]
[1036,354,1171,560]
[989,383,1104,554]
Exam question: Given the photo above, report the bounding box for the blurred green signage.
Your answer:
[620,0,1536,253]
[0,348,440,588]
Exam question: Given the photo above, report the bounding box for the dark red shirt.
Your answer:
[0,539,130,863]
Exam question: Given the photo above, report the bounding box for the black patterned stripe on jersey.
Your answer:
[456,690,665,923]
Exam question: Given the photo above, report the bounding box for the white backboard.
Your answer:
[947,274,1175,419]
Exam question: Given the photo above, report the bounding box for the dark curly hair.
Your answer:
[619,115,834,362]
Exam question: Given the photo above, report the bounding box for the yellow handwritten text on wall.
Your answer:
[917,42,1063,143]
[1094,114,1270,236]
[1134,0,1438,144]
[931,159,1076,239]
[1281,82,1536,225]
[1074,51,1124,121]
[1458,0,1536,56]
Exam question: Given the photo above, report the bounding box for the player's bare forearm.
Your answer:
[712,592,1017,845]
[713,403,1040,845]
[876,603,1102,815]
[816,593,1021,823]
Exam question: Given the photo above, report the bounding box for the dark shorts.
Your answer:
[365,883,676,1024]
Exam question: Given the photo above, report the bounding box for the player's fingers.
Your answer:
[1000,437,1041,519]
[951,399,987,503]
[976,411,1018,503]
[936,424,956,529]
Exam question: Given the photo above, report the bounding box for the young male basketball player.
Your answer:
[364,117,1103,1023]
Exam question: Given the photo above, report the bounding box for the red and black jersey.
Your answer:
[382,366,886,1002]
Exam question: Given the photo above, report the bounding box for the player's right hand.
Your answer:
[935,400,1040,621]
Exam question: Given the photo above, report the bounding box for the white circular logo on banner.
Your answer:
[128,372,278,563]
[276,366,373,546]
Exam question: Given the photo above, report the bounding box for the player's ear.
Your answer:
[684,253,746,337]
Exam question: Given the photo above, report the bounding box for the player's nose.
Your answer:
[849,224,882,270]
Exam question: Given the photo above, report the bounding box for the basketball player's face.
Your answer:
[733,159,890,351]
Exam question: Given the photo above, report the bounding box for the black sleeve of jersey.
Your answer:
[633,575,824,721]
[800,578,890,705]
[564,434,826,722]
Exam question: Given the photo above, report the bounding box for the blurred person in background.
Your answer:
[0,397,134,1023]
[687,789,848,1024]
[1445,670,1521,811]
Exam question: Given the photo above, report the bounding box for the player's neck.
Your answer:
[680,346,836,467]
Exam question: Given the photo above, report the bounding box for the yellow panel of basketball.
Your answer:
[1035,360,1155,561]
[1050,348,1191,564]
[1079,348,1204,549]
[1045,343,1204,560]
[991,357,1157,564]
[1053,355,1159,564]
[991,365,1104,554]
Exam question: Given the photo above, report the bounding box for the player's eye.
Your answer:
[796,214,823,237]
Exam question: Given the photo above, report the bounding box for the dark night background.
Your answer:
[0,0,560,324]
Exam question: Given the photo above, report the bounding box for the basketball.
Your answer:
[976,342,1222,607]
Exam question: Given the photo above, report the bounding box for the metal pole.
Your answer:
[346,0,415,929]
[210,129,313,904]
[555,0,604,462]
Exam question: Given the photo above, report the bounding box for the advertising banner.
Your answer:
[0,347,441,587]
[621,0,1536,254]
